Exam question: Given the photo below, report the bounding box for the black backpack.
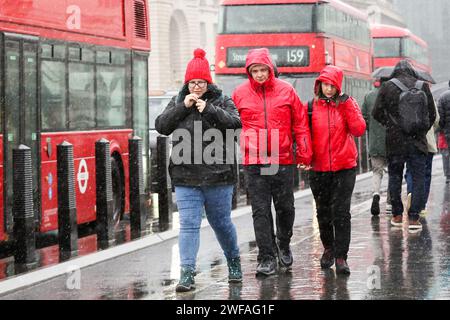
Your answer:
[388,78,429,136]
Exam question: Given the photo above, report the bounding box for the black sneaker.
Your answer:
[256,256,277,276]
[320,248,335,269]
[335,258,350,275]
[371,194,380,216]
[278,245,293,269]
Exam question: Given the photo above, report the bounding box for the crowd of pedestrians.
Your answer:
[156,48,447,292]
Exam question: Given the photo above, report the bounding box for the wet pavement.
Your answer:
[1,159,450,300]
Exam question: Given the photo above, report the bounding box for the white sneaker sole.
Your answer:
[391,220,403,227]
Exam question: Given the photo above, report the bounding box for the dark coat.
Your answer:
[362,87,386,157]
[438,89,450,135]
[372,60,436,156]
[155,83,241,186]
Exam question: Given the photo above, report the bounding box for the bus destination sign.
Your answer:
[227,46,310,68]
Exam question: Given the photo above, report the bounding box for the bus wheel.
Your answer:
[111,155,125,227]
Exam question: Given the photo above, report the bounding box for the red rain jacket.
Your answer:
[310,65,366,172]
[232,48,312,165]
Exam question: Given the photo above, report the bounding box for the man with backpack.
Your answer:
[373,60,435,230]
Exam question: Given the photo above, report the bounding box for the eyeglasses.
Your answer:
[188,81,207,89]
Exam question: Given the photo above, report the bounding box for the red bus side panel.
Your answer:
[1,0,125,41]
[334,42,372,76]
[40,130,132,233]
[0,0,150,51]
[0,135,4,242]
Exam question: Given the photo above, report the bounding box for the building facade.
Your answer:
[148,0,220,92]
[342,0,405,26]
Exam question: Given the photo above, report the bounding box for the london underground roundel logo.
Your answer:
[77,159,89,194]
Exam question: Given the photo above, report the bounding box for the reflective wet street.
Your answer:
[1,160,450,300]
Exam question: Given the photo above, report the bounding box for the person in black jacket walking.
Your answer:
[373,60,435,231]
[155,49,242,292]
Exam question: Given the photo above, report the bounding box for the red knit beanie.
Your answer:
[184,48,213,84]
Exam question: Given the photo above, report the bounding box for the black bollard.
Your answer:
[95,138,115,248]
[57,141,78,260]
[12,145,37,269]
[156,136,172,231]
[129,136,147,238]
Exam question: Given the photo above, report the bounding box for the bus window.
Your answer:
[82,48,95,63]
[97,66,126,127]
[404,38,428,66]
[68,63,95,129]
[5,44,20,139]
[219,4,314,34]
[41,61,67,130]
[373,38,401,58]
[133,57,148,146]
[133,56,149,188]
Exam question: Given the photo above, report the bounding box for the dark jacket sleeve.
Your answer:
[361,93,370,130]
[424,83,436,132]
[372,83,390,127]
[155,96,191,136]
[201,96,242,130]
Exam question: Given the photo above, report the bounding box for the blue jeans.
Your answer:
[175,185,239,269]
[388,147,427,221]
[405,153,433,210]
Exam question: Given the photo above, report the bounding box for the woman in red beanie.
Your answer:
[156,49,242,292]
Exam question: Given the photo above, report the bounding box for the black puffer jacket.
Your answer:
[155,84,241,186]
[438,88,450,135]
[372,60,436,156]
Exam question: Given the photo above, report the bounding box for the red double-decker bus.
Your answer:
[216,0,373,104]
[0,0,150,244]
[371,24,431,73]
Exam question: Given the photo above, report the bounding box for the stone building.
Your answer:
[148,0,220,92]
[342,0,405,27]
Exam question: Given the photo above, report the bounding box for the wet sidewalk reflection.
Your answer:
[1,167,450,299]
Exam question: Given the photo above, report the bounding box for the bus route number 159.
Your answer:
[287,49,305,64]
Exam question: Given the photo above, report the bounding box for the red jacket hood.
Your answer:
[245,48,276,90]
[314,65,343,96]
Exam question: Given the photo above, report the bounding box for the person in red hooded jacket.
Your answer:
[308,65,366,275]
[232,48,312,276]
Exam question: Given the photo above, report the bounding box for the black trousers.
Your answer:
[244,165,295,261]
[309,168,356,260]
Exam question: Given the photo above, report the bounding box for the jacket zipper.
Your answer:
[303,137,307,155]
[327,102,332,171]
[262,87,269,161]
